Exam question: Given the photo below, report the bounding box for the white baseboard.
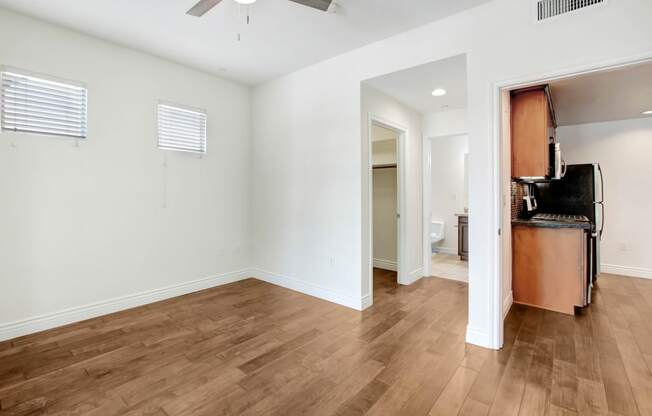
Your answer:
[432,274,468,283]
[601,264,652,280]
[401,268,423,285]
[361,294,373,310]
[503,291,513,319]
[433,247,457,256]
[465,326,494,349]
[0,269,251,342]
[250,268,365,311]
[373,258,397,272]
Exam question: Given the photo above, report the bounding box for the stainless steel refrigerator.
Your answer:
[536,163,604,283]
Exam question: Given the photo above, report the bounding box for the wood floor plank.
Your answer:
[518,336,553,416]
[334,378,389,416]
[460,397,490,416]
[428,365,479,416]
[576,378,610,416]
[487,341,534,416]
[1,272,651,416]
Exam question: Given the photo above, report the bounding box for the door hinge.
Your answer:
[498,228,502,236]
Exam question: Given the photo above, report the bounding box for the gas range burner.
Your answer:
[531,213,590,222]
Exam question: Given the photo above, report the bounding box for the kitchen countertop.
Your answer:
[512,214,592,230]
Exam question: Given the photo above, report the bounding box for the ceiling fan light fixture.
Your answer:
[431,88,447,97]
[234,0,256,4]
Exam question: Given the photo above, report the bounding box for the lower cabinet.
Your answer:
[512,225,587,315]
[458,215,468,261]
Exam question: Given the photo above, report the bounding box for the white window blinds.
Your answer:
[1,70,87,139]
[157,103,207,154]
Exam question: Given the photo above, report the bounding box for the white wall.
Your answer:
[252,0,652,348]
[373,168,398,268]
[372,140,397,166]
[559,117,652,278]
[431,135,468,255]
[423,109,468,138]
[0,9,251,332]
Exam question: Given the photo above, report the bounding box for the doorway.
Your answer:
[495,54,652,348]
[368,116,406,302]
[422,133,470,282]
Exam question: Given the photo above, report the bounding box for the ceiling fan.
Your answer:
[186,0,335,17]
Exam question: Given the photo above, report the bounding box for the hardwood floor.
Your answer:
[1,271,652,415]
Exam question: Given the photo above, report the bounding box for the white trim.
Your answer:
[433,274,468,283]
[251,268,366,310]
[465,326,492,347]
[402,268,424,286]
[373,258,397,272]
[422,135,432,278]
[367,114,408,301]
[427,132,469,140]
[0,64,87,88]
[433,247,458,256]
[361,294,373,310]
[0,269,251,342]
[601,264,652,280]
[503,290,513,319]
[491,52,652,352]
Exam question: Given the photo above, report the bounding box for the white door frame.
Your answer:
[491,52,652,350]
[422,132,468,278]
[367,114,407,300]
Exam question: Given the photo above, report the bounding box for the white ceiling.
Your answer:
[364,54,467,115]
[550,62,652,126]
[0,0,489,85]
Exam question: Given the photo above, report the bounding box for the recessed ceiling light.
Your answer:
[432,88,447,97]
[234,0,256,4]
[642,110,652,115]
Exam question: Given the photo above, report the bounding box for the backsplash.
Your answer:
[511,181,525,220]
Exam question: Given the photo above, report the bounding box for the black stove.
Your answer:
[531,213,590,223]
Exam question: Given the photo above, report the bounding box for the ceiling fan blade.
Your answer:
[288,0,333,12]
[186,0,223,17]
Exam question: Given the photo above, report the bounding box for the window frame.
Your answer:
[156,100,207,155]
[0,66,88,140]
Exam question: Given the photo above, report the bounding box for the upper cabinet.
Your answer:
[511,86,556,179]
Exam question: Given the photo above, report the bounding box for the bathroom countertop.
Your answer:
[455,213,469,217]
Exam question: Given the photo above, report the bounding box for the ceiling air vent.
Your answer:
[536,0,605,21]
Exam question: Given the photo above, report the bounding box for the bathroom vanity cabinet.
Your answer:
[457,215,468,261]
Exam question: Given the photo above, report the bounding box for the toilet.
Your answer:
[430,220,445,251]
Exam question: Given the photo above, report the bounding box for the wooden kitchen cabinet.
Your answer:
[512,225,587,315]
[511,86,556,179]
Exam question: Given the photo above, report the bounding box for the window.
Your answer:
[1,69,87,139]
[157,103,207,154]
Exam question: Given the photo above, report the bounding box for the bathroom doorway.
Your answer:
[362,54,468,307]
[369,117,406,295]
[423,133,470,282]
